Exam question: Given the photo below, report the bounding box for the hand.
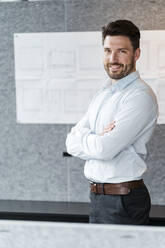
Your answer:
[100,121,115,136]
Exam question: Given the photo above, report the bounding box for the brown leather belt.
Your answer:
[90,179,144,195]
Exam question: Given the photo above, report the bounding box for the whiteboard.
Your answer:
[14,31,165,124]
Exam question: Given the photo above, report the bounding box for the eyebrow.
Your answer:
[118,48,129,51]
[104,47,129,51]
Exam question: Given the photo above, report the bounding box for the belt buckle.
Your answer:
[90,182,97,194]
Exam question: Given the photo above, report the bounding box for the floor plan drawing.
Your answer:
[14,31,165,124]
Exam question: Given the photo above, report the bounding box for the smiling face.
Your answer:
[103,35,140,81]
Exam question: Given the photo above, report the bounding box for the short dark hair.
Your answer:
[102,20,140,51]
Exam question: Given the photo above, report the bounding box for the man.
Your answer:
[66,20,158,225]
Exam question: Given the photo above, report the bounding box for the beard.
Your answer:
[104,57,135,80]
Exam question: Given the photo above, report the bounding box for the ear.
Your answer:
[134,48,141,62]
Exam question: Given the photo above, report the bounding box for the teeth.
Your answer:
[110,66,121,71]
[111,65,120,68]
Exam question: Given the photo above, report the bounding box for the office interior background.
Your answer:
[0,0,164,206]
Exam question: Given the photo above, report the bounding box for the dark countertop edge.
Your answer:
[0,200,164,219]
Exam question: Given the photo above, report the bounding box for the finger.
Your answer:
[106,122,115,128]
[104,127,115,133]
[105,124,115,130]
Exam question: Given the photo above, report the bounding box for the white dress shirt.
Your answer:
[66,71,159,183]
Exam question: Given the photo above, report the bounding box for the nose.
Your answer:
[109,52,118,64]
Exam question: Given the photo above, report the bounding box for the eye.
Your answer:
[120,49,127,54]
[104,48,111,54]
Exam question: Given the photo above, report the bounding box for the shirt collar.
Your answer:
[103,71,140,93]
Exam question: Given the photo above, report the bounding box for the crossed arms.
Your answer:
[66,92,157,161]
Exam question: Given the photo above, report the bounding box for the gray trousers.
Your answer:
[89,184,151,225]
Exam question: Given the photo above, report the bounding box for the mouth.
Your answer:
[109,64,122,72]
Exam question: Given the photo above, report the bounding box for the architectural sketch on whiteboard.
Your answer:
[14,31,165,124]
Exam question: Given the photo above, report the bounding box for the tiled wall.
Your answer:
[0,0,164,204]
